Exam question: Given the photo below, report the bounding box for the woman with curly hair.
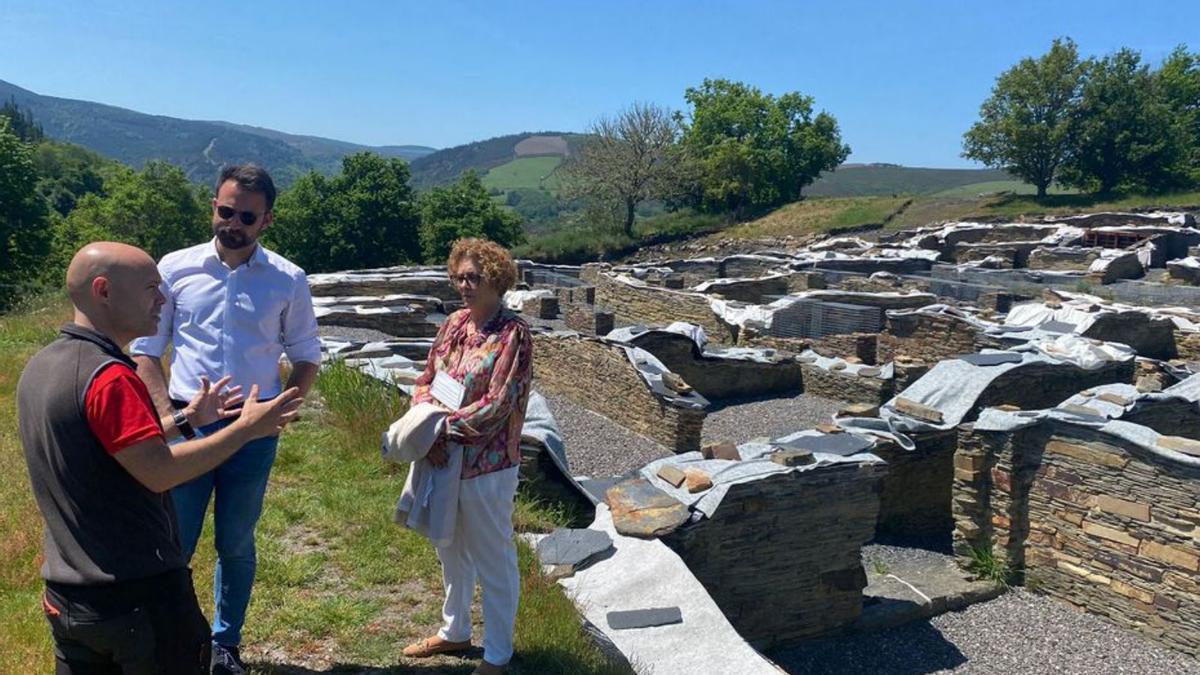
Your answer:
[402,238,533,675]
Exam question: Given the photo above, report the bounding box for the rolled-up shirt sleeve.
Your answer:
[282,272,321,365]
[129,276,174,358]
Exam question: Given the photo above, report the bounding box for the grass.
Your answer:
[718,196,911,240]
[0,301,627,674]
[481,156,564,193]
[964,545,1014,588]
[514,209,727,264]
[930,180,1076,198]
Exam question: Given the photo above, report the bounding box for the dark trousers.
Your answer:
[42,568,210,675]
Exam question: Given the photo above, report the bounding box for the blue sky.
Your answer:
[1,0,1195,167]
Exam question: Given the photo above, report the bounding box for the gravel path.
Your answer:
[770,589,1199,674]
[317,325,397,343]
[540,392,673,477]
[702,393,845,444]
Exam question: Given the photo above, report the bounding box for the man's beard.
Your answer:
[215,228,252,250]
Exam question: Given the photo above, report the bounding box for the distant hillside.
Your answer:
[409,132,583,188]
[806,164,1015,197]
[0,78,435,186]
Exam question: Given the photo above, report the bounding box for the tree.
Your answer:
[418,171,524,263]
[32,141,111,215]
[560,102,686,236]
[54,161,209,264]
[0,101,44,143]
[1061,48,1190,193]
[1156,46,1200,186]
[0,118,50,310]
[271,152,420,272]
[680,78,849,217]
[963,38,1085,198]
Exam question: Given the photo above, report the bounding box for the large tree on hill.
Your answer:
[560,102,688,236]
[680,78,849,218]
[1061,48,1191,193]
[0,118,50,310]
[270,152,420,272]
[418,171,524,262]
[51,161,207,276]
[962,38,1085,198]
[1155,45,1200,187]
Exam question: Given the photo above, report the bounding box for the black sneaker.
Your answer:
[211,643,246,675]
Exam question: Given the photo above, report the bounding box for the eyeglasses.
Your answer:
[215,205,262,226]
[451,273,482,287]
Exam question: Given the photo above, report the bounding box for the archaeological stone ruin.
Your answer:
[312,209,1200,670]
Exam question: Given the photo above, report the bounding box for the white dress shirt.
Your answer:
[130,239,321,402]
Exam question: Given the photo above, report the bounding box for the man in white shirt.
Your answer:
[131,164,321,675]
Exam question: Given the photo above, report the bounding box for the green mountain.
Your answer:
[0,78,436,186]
[409,132,583,188]
[806,163,1014,197]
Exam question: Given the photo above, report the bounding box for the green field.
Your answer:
[481,156,564,192]
[931,180,1075,198]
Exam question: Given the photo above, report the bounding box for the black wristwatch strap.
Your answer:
[172,410,197,440]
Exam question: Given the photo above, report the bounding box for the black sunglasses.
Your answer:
[215,205,262,226]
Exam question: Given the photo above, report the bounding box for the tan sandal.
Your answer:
[402,636,472,658]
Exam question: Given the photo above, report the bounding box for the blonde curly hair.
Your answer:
[447,238,518,294]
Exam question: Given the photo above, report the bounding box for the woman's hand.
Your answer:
[426,433,450,468]
[186,376,244,428]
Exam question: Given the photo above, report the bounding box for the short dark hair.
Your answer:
[216,164,277,211]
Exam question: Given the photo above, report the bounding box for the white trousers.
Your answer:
[435,466,520,665]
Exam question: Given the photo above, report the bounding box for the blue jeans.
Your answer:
[171,418,278,648]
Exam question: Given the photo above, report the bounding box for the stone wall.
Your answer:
[873,429,959,539]
[663,461,886,647]
[625,332,803,400]
[953,421,1200,656]
[800,364,893,406]
[562,303,614,336]
[696,275,790,303]
[1079,312,1177,360]
[593,273,738,345]
[878,312,1000,365]
[809,333,879,364]
[977,360,1135,413]
[531,333,707,452]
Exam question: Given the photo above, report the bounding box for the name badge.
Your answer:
[431,371,466,410]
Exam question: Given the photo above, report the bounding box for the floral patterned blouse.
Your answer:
[413,307,533,479]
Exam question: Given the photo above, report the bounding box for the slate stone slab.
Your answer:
[536,528,613,568]
[780,433,874,457]
[605,478,691,538]
[578,477,623,505]
[607,606,683,630]
[958,352,1023,367]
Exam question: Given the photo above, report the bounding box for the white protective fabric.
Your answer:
[503,289,555,311]
[551,505,781,675]
[435,466,520,666]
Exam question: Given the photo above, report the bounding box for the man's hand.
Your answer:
[233,385,304,440]
[426,433,449,468]
[184,376,244,428]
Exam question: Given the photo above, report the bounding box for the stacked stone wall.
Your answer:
[878,312,998,364]
[800,364,893,406]
[593,273,737,344]
[953,422,1200,656]
[874,429,959,539]
[663,462,886,647]
[531,333,706,452]
[627,332,803,400]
